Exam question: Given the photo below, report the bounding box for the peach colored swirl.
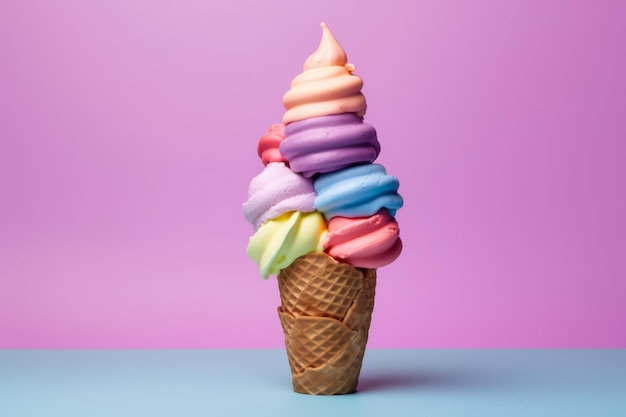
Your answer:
[282,23,366,124]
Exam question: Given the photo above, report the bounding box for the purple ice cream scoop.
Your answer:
[280,113,381,178]
[242,162,317,231]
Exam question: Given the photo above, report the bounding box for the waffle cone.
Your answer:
[277,252,376,395]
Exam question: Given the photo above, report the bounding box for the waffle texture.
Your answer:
[277,252,376,394]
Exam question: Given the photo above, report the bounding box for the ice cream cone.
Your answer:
[244,23,403,395]
[277,252,376,395]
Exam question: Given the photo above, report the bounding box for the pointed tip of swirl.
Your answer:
[303,22,348,71]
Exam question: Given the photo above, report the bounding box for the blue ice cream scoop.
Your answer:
[314,163,403,220]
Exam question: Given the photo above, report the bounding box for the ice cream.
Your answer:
[243,23,404,395]
[323,209,402,269]
[282,23,366,124]
[243,162,316,231]
[280,113,380,178]
[314,163,403,220]
[247,211,326,279]
[257,123,287,166]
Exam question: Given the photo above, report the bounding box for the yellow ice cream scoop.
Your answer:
[247,211,327,279]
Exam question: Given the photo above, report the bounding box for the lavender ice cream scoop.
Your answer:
[280,113,380,178]
[243,162,317,231]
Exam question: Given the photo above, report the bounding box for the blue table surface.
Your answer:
[1,349,625,417]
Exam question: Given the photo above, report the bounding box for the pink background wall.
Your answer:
[1,0,624,349]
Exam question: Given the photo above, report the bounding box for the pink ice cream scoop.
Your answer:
[257,124,287,166]
[323,209,402,268]
[243,162,317,231]
[280,113,380,178]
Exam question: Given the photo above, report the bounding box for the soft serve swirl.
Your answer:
[282,23,366,124]
[280,113,380,178]
[247,211,327,279]
[323,209,402,268]
[243,162,316,231]
[245,24,404,275]
[257,124,287,166]
[314,164,404,220]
